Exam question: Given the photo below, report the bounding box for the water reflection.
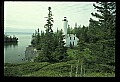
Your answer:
[4,42,18,48]
[4,33,32,64]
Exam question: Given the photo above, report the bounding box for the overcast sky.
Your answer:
[4,1,96,33]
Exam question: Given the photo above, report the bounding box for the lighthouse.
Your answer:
[62,17,68,45]
[62,17,79,47]
[63,17,68,36]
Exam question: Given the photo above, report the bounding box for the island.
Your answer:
[4,34,18,43]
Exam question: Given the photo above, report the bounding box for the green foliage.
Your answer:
[51,30,68,62]
[91,2,116,40]
[76,2,115,73]
[31,7,68,63]
[85,72,115,77]
[67,25,71,34]
[4,60,115,77]
[4,62,50,76]
[34,51,49,62]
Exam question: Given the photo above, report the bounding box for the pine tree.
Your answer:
[34,7,55,62]
[77,25,89,51]
[52,29,68,62]
[73,23,78,35]
[91,2,116,40]
[75,25,82,38]
[77,2,115,73]
[36,28,41,50]
[87,2,116,72]
[31,28,41,48]
[41,7,55,62]
[67,25,71,34]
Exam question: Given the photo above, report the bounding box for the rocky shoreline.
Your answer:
[23,45,39,62]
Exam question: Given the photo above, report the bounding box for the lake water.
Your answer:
[4,32,33,64]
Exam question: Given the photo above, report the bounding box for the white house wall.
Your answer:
[65,34,79,47]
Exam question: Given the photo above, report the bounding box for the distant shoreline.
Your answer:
[4,32,33,35]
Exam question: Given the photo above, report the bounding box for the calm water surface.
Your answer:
[4,32,33,64]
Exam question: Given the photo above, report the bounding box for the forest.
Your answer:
[4,2,115,77]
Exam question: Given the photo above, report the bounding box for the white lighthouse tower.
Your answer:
[62,17,79,47]
[63,17,68,36]
[62,17,68,45]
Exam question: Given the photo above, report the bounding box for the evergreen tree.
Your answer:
[52,29,68,62]
[70,27,73,34]
[72,23,78,35]
[34,7,54,62]
[87,2,115,72]
[77,25,89,51]
[41,7,55,62]
[67,24,71,34]
[91,2,116,40]
[35,28,41,50]
[31,28,41,48]
[75,25,82,38]
[77,2,115,73]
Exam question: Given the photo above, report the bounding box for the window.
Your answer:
[73,42,74,46]
[70,37,71,40]
[74,37,75,40]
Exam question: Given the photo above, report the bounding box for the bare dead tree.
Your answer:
[69,65,73,77]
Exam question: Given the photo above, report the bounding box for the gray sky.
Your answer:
[4,1,96,33]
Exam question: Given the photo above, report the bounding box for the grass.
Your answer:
[4,62,50,76]
[4,60,115,77]
[85,72,115,77]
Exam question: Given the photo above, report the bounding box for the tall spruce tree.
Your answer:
[87,2,115,72]
[41,7,55,62]
[34,7,54,62]
[52,29,68,62]
[91,2,116,39]
[76,2,115,72]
